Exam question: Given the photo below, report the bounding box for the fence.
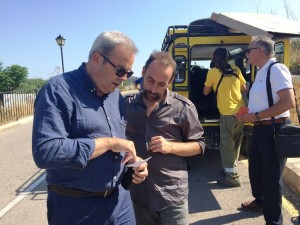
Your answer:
[0,90,37,125]
[0,77,299,126]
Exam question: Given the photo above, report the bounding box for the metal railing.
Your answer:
[0,90,37,125]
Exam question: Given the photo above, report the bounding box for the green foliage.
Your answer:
[119,76,137,92]
[0,63,28,92]
[19,78,47,92]
[290,38,300,75]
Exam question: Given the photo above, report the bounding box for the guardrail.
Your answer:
[0,90,37,126]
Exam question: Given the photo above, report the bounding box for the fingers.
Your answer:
[132,162,148,184]
[149,136,172,154]
[121,153,134,164]
[149,136,163,152]
[132,173,146,184]
[113,139,137,164]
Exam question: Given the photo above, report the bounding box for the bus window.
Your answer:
[174,56,186,83]
[190,44,248,73]
[274,42,284,63]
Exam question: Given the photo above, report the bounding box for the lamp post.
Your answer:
[55,34,66,73]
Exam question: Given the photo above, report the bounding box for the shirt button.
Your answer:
[107,117,110,120]
[115,155,118,159]
[113,176,117,181]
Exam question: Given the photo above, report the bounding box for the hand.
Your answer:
[236,113,256,123]
[132,157,148,184]
[149,136,173,154]
[111,139,137,164]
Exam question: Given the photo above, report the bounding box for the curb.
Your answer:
[0,116,33,131]
[283,158,300,196]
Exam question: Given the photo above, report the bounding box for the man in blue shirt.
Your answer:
[32,31,148,225]
[134,77,143,91]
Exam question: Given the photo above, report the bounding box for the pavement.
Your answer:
[1,116,300,197]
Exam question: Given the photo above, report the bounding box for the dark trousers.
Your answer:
[132,200,189,225]
[47,185,135,225]
[249,123,287,225]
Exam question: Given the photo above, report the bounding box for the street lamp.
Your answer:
[55,34,66,73]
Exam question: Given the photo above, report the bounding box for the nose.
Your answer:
[149,84,157,93]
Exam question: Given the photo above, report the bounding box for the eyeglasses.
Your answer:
[244,47,260,54]
[98,52,134,78]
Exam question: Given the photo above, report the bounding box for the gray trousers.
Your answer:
[133,200,189,225]
[220,115,244,173]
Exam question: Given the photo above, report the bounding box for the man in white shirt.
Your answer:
[236,35,295,225]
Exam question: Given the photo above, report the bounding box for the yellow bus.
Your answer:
[161,12,300,154]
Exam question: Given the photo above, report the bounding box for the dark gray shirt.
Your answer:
[125,89,205,211]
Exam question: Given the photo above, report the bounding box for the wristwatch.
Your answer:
[254,112,261,121]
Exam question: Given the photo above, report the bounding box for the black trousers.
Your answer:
[249,122,287,225]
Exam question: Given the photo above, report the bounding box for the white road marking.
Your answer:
[0,173,46,218]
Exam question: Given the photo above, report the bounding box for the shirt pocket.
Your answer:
[169,111,185,125]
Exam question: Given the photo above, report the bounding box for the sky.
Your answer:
[1,0,300,80]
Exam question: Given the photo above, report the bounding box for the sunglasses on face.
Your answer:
[244,47,260,54]
[98,52,134,78]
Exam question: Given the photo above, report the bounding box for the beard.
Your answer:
[142,89,161,102]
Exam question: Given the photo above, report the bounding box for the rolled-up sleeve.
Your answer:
[183,102,205,153]
[32,80,95,170]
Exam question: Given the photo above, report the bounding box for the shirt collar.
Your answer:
[260,58,277,71]
[162,88,172,105]
[78,63,98,94]
[78,62,109,98]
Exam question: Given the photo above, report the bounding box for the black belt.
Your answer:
[253,117,286,126]
[48,184,116,198]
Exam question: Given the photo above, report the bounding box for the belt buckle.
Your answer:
[103,189,109,198]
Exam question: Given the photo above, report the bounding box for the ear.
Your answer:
[259,48,265,55]
[168,76,174,86]
[92,52,101,64]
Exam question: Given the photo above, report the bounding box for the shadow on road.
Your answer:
[16,169,47,200]
[187,150,262,224]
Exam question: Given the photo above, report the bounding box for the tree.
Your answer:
[254,0,300,75]
[290,38,300,75]
[19,78,47,91]
[0,63,28,92]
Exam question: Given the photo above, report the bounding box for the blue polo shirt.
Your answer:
[32,63,126,192]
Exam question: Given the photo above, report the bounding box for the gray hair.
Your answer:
[88,30,138,60]
[252,35,275,57]
[144,51,177,78]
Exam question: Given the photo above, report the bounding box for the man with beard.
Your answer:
[125,51,205,225]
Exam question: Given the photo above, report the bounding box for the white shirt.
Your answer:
[248,58,293,120]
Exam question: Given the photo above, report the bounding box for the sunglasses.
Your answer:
[98,52,134,78]
[244,47,260,54]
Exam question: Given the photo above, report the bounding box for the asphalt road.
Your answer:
[0,119,299,225]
